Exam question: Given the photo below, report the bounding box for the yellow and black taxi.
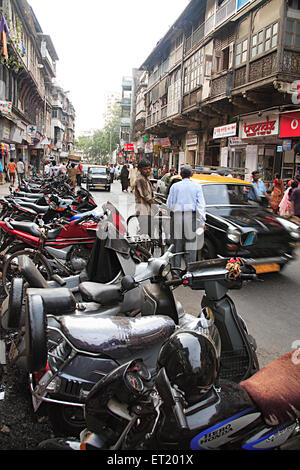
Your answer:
[164,173,300,274]
[86,165,111,192]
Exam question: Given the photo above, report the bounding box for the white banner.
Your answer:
[213,123,237,139]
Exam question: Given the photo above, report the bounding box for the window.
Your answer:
[251,22,278,58]
[184,48,204,93]
[286,19,300,47]
[235,39,248,66]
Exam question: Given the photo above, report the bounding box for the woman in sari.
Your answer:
[270,173,285,213]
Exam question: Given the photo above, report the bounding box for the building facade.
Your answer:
[0,0,76,176]
[134,0,300,186]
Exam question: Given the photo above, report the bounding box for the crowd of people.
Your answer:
[249,169,300,221]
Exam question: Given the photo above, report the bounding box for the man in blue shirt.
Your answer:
[248,170,267,201]
[167,165,206,269]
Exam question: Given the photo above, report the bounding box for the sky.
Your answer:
[28,0,190,135]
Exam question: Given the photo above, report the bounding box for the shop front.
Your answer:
[238,113,281,186]
[279,110,300,179]
[185,133,199,166]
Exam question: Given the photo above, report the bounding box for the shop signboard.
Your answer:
[161,137,171,147]
[280,112,300,138]
[213,123,237,139]
[145,142,153,153]
[124,143,134,151]
[240,115,278,139]
[0,101,12,114]
[186,135,198,146]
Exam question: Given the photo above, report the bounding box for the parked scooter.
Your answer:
[38,345,300,451]
[23,233,259,436]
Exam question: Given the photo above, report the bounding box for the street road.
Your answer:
[90,180,300,369]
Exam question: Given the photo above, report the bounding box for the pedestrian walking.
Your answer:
[269,173,285,213]
[167,164,206,269]
[109,164,115,183]
[44,160,51,177]
[120,164,129,192]
[134,158,158,237]
[248,170,267,202]
[290,176,300,221]
[67,163,77,187]
[7,158,17,186]
[76,162,83,187]
[279,180,298,217]
[129,162,138,192]
[16,158,25,186]
[49,161,61,178]
[60,161,67,175]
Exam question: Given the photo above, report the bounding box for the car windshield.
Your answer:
[202,183,254,206]
[89,167,107,175]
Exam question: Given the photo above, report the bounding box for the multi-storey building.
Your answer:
[137,0,300,185]
[120,75,132,149]
[104,91,121,126]
[0,0,75,174]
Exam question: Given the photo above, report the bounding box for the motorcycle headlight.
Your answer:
[278,218,300,239]
[227,228,241,243]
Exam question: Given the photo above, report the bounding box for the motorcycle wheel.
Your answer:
[2,249,52,295]
[7,277,24,329]
[47,403,86,437]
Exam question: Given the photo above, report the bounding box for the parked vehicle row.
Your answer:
[0,172,299,450]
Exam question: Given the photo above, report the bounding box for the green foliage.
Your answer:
[75,103,121,163]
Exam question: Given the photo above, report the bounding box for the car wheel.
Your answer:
[199,238,216,260]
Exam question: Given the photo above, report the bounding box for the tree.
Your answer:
[75,102,121,163]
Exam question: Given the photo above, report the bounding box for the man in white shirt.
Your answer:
[49,161,61,178]
[16,158,25,186]
[167,165,206,269]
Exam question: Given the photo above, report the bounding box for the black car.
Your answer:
[86,166,111,192]
[163,174,300,273]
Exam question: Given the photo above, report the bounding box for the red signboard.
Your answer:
[124,143,134,151]
[280,111,300,138]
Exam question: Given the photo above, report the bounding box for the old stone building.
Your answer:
[135,0,300,185]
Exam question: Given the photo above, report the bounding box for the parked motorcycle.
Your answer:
[0,203,127,294]
[23,233,259,436]
[38,345,300,451]
[0,187,97,222]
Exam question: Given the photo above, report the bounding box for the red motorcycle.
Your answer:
[0,203,127,294]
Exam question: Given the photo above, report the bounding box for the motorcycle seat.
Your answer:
[46,227,63,240]
[59,314,176,358]
[7,220,42,237]
[240,350,300,426]
[13,192,44,199]
[27,287,76,315]
[78,281,123,305]
[14,201,49,213]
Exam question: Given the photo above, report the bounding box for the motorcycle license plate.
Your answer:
[253,263,280,274]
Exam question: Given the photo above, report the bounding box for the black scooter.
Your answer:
[25,235,259,437]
